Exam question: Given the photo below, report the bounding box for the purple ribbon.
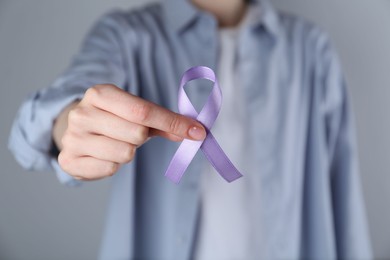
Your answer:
[165,66,243,184]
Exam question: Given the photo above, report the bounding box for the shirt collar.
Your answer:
[162,0,280,36]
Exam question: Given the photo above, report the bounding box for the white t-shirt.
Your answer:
[194,7,262,260]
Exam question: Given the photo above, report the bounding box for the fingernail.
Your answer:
[188,126,206,140]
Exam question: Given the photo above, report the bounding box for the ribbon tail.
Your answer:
[165,139,203,184]
[201,133,243,182]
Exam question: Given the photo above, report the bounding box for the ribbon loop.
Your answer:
[165,66,243,184]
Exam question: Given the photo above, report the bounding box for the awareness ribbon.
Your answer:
[165,66,243,184]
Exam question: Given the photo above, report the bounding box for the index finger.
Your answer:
[83,84,206,141]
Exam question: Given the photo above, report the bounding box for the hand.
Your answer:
[56,84,206,181]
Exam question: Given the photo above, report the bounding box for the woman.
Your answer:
[9,0,372,259]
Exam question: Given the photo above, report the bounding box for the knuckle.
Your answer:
[131,102,152,123]
[84,86,99,102]
[168,114,182,134]
[133,126,149,144]
[61,130,80,150]
[67,106,87,127]
[104,162,119,177]
[57,151,66,168]
[58,151,72,173]
[84,84,115,102]
[120,144,136,163]
[60,132,72,148]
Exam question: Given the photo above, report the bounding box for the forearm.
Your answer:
[52,100,79,151]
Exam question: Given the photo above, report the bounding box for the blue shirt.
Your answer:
[9,0,372,259]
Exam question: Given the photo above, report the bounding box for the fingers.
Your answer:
[60,104,140,179]
[82,84,206,141]
[58,154,119,181]
[59,126,136,179]
[68,105,149,146]
[62,132,136,164]
[58,84,206,181]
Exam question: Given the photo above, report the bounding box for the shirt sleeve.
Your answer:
[319,35,373,259]
[8,10,133,186]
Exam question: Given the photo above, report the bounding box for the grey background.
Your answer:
[0,0,389,259]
